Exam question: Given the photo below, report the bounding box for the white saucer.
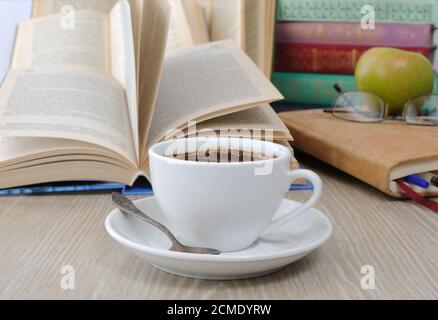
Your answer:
[105,197,333,280]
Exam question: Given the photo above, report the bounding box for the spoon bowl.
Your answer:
[111,193,221,255]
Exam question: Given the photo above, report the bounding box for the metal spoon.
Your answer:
[111,193,221,255]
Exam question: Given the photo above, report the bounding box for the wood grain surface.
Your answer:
[0,154,437,300]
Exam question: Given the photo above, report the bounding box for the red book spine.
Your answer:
[274,43,432,75]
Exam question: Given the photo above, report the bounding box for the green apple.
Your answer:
[355,47,434,116]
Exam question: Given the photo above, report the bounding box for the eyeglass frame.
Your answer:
[323,84,437,125]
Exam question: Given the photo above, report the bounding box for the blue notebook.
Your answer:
[0,180,313,196]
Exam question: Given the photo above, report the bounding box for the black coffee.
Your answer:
[166,149,277,163]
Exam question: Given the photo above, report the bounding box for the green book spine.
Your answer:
[272,72,438,106]
[277,0,438,24]
[272,72,356,106]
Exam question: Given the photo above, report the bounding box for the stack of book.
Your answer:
[271,0,437,107]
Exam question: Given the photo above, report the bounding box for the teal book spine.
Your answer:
[272,72,438,106]
[277,0,438,24]
[272,72,356,106]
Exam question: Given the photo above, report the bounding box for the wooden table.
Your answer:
[0,154,437,300]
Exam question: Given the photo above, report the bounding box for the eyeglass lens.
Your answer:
[404,95,438,125]
[332,92,385,123]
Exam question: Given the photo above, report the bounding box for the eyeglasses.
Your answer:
[324,84,438,126]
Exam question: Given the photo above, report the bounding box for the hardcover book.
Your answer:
[0,181,153,196]
[275,22,433,48]
[272,72,438,106]
[0,0,295,192]
[0,179,312,196]
[271,72,357,106]
[277,0,438,24]
[274,43,433,75]
[280,109,438,198]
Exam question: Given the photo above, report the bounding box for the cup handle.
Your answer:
[261,169,323,236]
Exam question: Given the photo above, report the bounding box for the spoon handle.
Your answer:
[111,193,179,244]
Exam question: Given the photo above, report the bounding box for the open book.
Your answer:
[0,0,293,191]
[32,0,276,74]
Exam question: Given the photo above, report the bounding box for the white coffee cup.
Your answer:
[149,137,322,252]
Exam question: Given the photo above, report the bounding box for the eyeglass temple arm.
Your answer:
[331,83,360,112]
[324,109,350,114]
[324,84,350,113]
[333,84,344,94]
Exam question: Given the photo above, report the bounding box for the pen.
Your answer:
[431,176,438,188]
[404,175,430,189]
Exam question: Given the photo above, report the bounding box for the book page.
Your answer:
[166,0,209,55]
[110,0,138,160]
[0,70,137,166]
[126,0,142,74]
[145,41,283,153]
[167,0,196,54]
[0,136,128,167]
[264,0,276,77]
[12,11,110,74]
[196,0,212,30]
[32,0,117,17]
[243,0,266,72]
[137,0,171,166]
[210,0,243,47]
[209,0,275,76]
[181,0,210,43]
[193,105,293,140]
